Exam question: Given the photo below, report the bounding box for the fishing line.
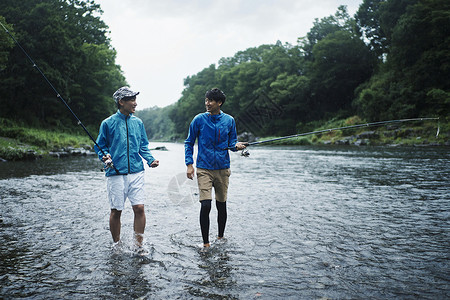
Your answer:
[0,21,118,173]
[231,117,440,156]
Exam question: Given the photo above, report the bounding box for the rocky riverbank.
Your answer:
[238,124,449,147]
[325,129,448,146]
[0,120,96,162]
[47,146,96,158]
[0,142,96,162]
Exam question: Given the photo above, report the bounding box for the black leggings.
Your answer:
[200,200,227,244]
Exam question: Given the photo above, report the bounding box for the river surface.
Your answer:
[0,143,449,299]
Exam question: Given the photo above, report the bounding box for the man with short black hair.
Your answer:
[185,88,246,248]
[95,86,159,254]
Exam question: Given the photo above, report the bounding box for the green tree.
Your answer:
[355,0,387,58]
[309,30,376,115]
[162,1,448,140]
[354,0,449,120]
[136,105,176,141]
[71,43,126,126]
[356,0,419,58]
[296,6,376,119]
[218,43,305,136]
[0,17,14,70]
[269,72,311,133]
[299,5,355,59]
[169,64,219,137]
[0,0,126,129]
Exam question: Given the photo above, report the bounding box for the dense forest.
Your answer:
[0,0,126,134]
[0,0,449,144]
[139,0,449,141]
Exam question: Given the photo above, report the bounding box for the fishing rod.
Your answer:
[0,21,118,173]
[232,117,440,156]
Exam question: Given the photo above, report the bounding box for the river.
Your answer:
[0,143,449,299]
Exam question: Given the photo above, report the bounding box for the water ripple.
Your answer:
[0,145,449,299]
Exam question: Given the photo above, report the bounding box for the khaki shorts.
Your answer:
[196,168,231,202]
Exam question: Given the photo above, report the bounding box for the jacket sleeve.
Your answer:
[184,117,198,165]
[138,122,155,166]
[94,121,110,161]
[228,117,238,152]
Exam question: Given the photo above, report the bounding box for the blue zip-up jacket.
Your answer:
[185,111,238,170]
[95,110,155,177]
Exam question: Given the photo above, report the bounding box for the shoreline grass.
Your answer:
[249,116,448,147]
[0,118,94,161]
[1,116,448,161]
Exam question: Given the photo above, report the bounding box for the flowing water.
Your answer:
[0,143,449,299]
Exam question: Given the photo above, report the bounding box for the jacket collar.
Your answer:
[116,109,132,119]
[208,110,223,120]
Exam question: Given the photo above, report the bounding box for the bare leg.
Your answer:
[110,209,122,243]
[132,204,146,247]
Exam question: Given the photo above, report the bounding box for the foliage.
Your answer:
[353,0,450,121]
[135,105,176,141]
[137,2,448,143]
[0,138,40,161]
[0,118,92,150]
[163,5,378,139]
[0,0,448,147]
[0,117,95,160]
[0,0,126,130]
[0,16,14,70]
[299,5,356,59]
[308,30,376,115]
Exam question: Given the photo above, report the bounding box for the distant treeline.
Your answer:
[0,0,448,142]
[139,0,449,140]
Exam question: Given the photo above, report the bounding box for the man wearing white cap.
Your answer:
[95,86,159,254]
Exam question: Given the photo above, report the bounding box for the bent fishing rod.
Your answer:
[231,117,440,156]
[0,21,118,173]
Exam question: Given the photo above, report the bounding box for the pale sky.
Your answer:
[96,0,362,109]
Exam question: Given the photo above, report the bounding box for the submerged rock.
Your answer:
[356,131,379,139]
[354,139,370,146]
[237,132,257,143]
[335,137,354,145]
[49,147,95,158]
[150,146,168,151]
[49,151,70,158]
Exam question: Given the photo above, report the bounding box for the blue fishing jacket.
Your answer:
[95,110,155,177]
[185,111,238,170]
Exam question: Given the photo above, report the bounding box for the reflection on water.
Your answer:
[0,143,449,299]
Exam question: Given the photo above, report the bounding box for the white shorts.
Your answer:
[106,171,146,211]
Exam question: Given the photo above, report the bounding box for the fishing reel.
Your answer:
[240,148,250,157]
[101,157,115,172]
